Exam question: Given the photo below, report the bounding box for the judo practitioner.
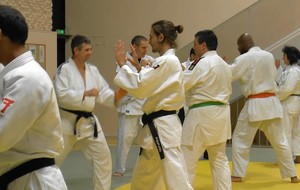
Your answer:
[0,5,67,190]
[230,33,300,183]
[53,35,121,190]
[113,35,153,177]
[276,45,300,163]
[114,20,193,190]
[181,30,232,190]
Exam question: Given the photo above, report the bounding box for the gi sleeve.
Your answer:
[93,68,115,108]
[276,69,300,100]
[183,63,203,92]
[114,57,178,99]
[229,57,249,81]
[0,75,47,151]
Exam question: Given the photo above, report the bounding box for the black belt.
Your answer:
[0,158,55,190]
[291,94,300,96]
[141,110,176,159]
[60,108,98,138]
[177,107,185,124]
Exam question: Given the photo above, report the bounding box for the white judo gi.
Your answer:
[277,64,300,157]
[181,57,193,71]
[114,52,149,174]
[0,63,4,71]
[0,51,67,190]
[230,46,297,179]
[114,49,193,190]
[53,57,115,190]
[181,51,232,190]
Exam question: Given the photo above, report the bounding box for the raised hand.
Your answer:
[127,44,141,72]
[115,40,127,67]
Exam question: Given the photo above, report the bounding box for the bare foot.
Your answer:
[113,171,124,177]
[291,176,300,183]
[231,176,242,182]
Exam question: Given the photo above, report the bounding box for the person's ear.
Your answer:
[74,47,80,54]
[158,33,164,42]
[199,42,206,51]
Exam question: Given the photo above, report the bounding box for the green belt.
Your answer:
[189,101,225,110]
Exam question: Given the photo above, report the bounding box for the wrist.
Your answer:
[117,61,126,67]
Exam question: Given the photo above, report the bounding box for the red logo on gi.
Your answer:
[0,98,15,114]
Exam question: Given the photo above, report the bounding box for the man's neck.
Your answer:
[72,56,85,70]
[159,44,172,56]
[2,46,26,66]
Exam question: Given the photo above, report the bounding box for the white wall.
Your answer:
[266,28,300,67]
[27,31,57,78]
[66,0,258,136]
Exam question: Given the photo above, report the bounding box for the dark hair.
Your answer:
[151,20,183,48]
[190,48,195,56]
[195,30,218,51]
[282,45,300,65]
[71,35,91,55]
[0,5,28,45]
[131,35,148,46]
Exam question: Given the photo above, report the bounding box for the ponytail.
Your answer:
[175,25,184,34]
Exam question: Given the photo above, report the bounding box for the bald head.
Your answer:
[237,33,255,54]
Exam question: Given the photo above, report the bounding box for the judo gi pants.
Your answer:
[115,113,142,174]
[56,132,112,190]
[281,106,300,156]
[131,142,193,190]
[232,117,297,178]
[181,127,231,190]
